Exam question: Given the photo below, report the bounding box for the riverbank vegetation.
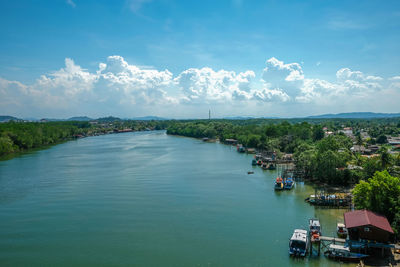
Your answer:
[167,118,400,237]
[167,119,400,184]
[353,170,400,237]
[0,120,170,157]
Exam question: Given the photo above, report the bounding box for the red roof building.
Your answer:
[344,210,394,243]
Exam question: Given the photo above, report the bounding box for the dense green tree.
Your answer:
[376,134,388,144]
[353,170,400,236]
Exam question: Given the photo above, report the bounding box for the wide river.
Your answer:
[0,131,351,266]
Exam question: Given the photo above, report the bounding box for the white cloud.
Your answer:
[175,67,255,103]
[66,0,76,8]
[0,55,395,118]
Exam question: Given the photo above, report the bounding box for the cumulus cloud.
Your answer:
[0,55,395,117]
[175,68,256,103]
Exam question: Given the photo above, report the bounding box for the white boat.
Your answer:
[289,229,309,257]
[324,244,368,262]
[336,223,348,238]
[309,218,321,241]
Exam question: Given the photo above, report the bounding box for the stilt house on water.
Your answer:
[344,210,394,243]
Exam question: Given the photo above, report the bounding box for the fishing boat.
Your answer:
[309,218,322,241]
[261,162,269,170]
[289,229,309,257]
[284,177,294,190]
[324,244,368,262]
[274,177,284,190]
[237,145,245,153]
[336,223,348,238]
[256,160,262,166]
[252,159,257,166]
[267,163,276,170]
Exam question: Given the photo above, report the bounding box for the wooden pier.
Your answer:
[309,235,346,256]
[309,235,399,258]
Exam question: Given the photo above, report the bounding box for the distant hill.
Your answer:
[130,116,168,121]
[96,116,122,122]
[307,112,400,119]
[0,115,21,122]
[223,116,255,120]
[67,116,93,121]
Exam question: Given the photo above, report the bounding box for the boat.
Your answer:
[261,162,268,170]
[247,171,254,174]
[284,177,294,190]
[252,159,257,166]
[267,163,276,170]
[237,145,245,153]
[336,223,348,238]
[274,177,284,190]
[289,229,309,257]
[309,218,322,241]
[324,244,368,262]
[256,160,262,166]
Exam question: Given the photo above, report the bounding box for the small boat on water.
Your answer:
[237,145,245,153]
[267,163,276,170]
[274,177,284,190]
[336,223,348,238]
[284,177,294,190]
[309,218,322,241]
[261,162,269,170]
[289,229,309,257]
[256,160,262,166]
[247,171,254,174]
[252,159,257,166]
[324,244,368,262]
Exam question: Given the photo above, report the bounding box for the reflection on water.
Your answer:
[0,131,350,266]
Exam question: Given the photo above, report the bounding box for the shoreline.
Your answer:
[0,129,162,162]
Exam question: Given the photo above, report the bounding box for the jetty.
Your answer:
[305,189,352,208]
[309,234,346,256]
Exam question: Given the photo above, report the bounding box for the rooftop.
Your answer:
[344,210,394,234]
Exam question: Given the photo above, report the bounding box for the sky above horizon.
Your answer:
[1,0,400,119]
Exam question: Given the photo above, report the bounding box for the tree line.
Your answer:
[0,120,170,157]
[167,118,400,236]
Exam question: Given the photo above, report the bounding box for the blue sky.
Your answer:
[1,0,400,118]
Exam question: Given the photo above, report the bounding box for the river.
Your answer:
[0,131,351,266]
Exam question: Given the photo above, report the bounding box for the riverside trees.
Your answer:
[167,118,400,186]
[353,170,400,237]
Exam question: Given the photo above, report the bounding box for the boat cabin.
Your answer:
[309,218,321,235]
[289,229,308,257]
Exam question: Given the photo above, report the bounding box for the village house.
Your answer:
[344,210,394,243]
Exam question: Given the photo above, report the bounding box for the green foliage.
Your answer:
[0,120,170,157]
[353,170,400,236]
[376,134,388,144]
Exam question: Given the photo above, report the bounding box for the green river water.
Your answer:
[0,131,352,266]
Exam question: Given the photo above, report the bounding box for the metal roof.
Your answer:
[344,210,394,234]
[291,229,308,242]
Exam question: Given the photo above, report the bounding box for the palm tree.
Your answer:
[378,145,391,169]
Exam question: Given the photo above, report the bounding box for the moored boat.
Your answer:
[324,244,368,262]
[261,162,268,170]
[289,229,309,257]
[267,163,276,170]
[309,218,322,241]
[284,177,294,190]
[252,159,257,166]
[274,177,284,190]
[336,223,348,238]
